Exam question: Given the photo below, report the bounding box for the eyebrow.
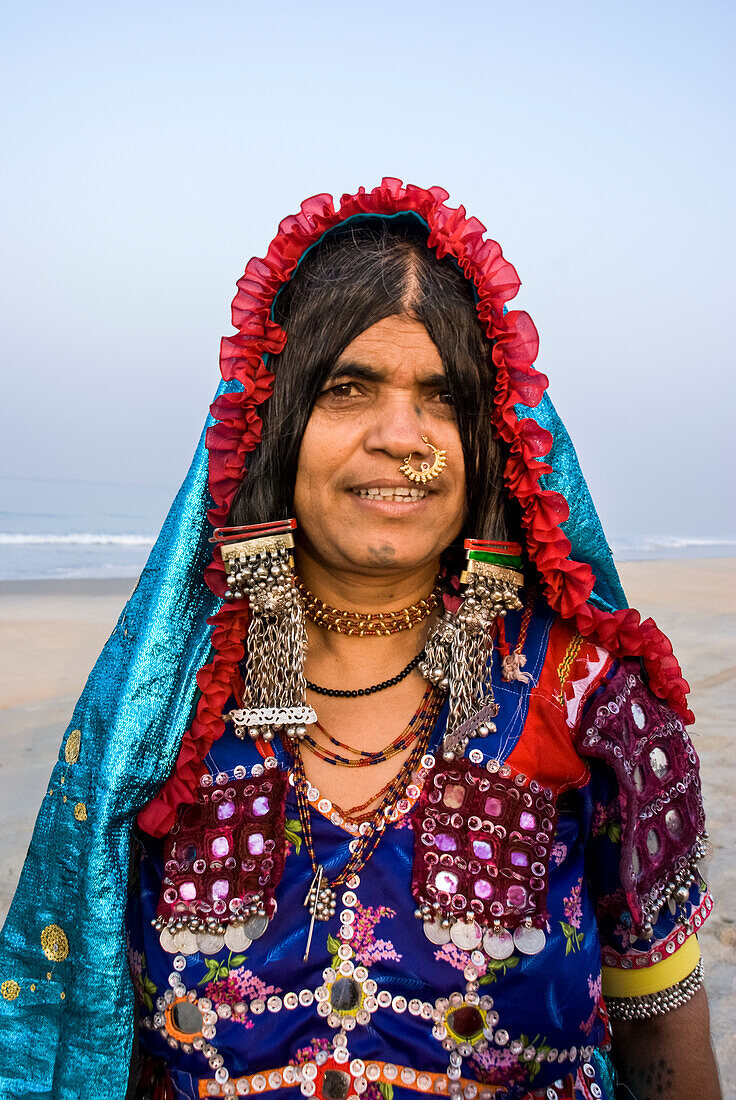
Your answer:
[325,361,382,382]
[326,360,449,389]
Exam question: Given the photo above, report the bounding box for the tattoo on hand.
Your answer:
[620,1058,675,1097]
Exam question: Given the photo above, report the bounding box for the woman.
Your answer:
[0,181,721,1099]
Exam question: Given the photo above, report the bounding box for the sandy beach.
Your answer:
[0,562,734,1084]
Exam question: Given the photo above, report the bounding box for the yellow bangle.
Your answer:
[601,934,700,998]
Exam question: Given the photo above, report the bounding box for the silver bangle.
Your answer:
[605,960,704,1020]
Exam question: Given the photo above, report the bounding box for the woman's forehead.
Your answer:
[332,316,446,376]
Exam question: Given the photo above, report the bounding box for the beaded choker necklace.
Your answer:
[296,579,441,636]
[291,685,444,958]
[305,648,425,697]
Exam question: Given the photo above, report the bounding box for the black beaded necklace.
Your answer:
[305,649,425,698]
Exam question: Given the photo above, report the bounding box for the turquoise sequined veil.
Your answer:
[0,204,627,1098]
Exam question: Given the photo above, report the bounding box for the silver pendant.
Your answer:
[160,926,199,955]
[197,931,225,956]
[173,928,199,955]
[697,840,713,884]
[158,927,178,954]
[224,923,253,952]
[450,919,483,951]
[242,914,270,940]
[513,923,546,956]
[304,870,336,922]
[483,927,514,960]
[423,918,451,946]
[303,866,336,961]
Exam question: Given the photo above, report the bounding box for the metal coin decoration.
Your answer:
[423,918,451,946]
[483,926,515,960]
[242,914,271,940]
[224,924,253,952]
[197,931,225,956]
[158,927,178,955]
[172,928,199,956]
[513,922,547,956]
[450,919,483,951]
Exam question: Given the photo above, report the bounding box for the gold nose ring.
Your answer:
[399,436,447,484]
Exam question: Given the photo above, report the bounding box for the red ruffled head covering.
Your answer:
[138,178,691,837]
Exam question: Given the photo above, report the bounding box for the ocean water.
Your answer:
[1,476,735,582]
[0,476,171,581]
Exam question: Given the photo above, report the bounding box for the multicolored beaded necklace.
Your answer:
[301,684,435,767]
[329,766,420,824]
[290,685,445,958]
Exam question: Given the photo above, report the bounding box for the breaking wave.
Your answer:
[0,533,155,547]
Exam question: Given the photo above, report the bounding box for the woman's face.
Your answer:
[293,315,467,578]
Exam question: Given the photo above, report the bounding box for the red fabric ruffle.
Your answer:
[139,178,691,837]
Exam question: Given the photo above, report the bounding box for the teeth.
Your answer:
[354,487,427,500]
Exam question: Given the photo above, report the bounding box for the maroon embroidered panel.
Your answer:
[156,767,288,925]
[575,660,705,933]
[411,756,557,928]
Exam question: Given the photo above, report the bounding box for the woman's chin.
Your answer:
[318,541,443,579]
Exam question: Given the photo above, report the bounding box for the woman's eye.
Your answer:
[437,390,455,406]
[321,381,358,399]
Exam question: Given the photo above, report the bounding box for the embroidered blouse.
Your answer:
[127,603,710,1100]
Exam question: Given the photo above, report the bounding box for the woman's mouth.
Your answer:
[352,487,428,502]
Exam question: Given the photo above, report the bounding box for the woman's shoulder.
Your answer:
[516,598,616,724]
[482,601,613,793]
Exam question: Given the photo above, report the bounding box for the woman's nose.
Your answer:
[363,396,426,459]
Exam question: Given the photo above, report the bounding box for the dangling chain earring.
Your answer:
[214,519,316,742]
[421,539,524,760]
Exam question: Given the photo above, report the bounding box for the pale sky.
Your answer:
[1,0,734,542]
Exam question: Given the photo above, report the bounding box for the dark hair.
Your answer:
[229,216,517,546]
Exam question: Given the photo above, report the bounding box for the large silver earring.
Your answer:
[421,539,524,760]
[214,519,316,742]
